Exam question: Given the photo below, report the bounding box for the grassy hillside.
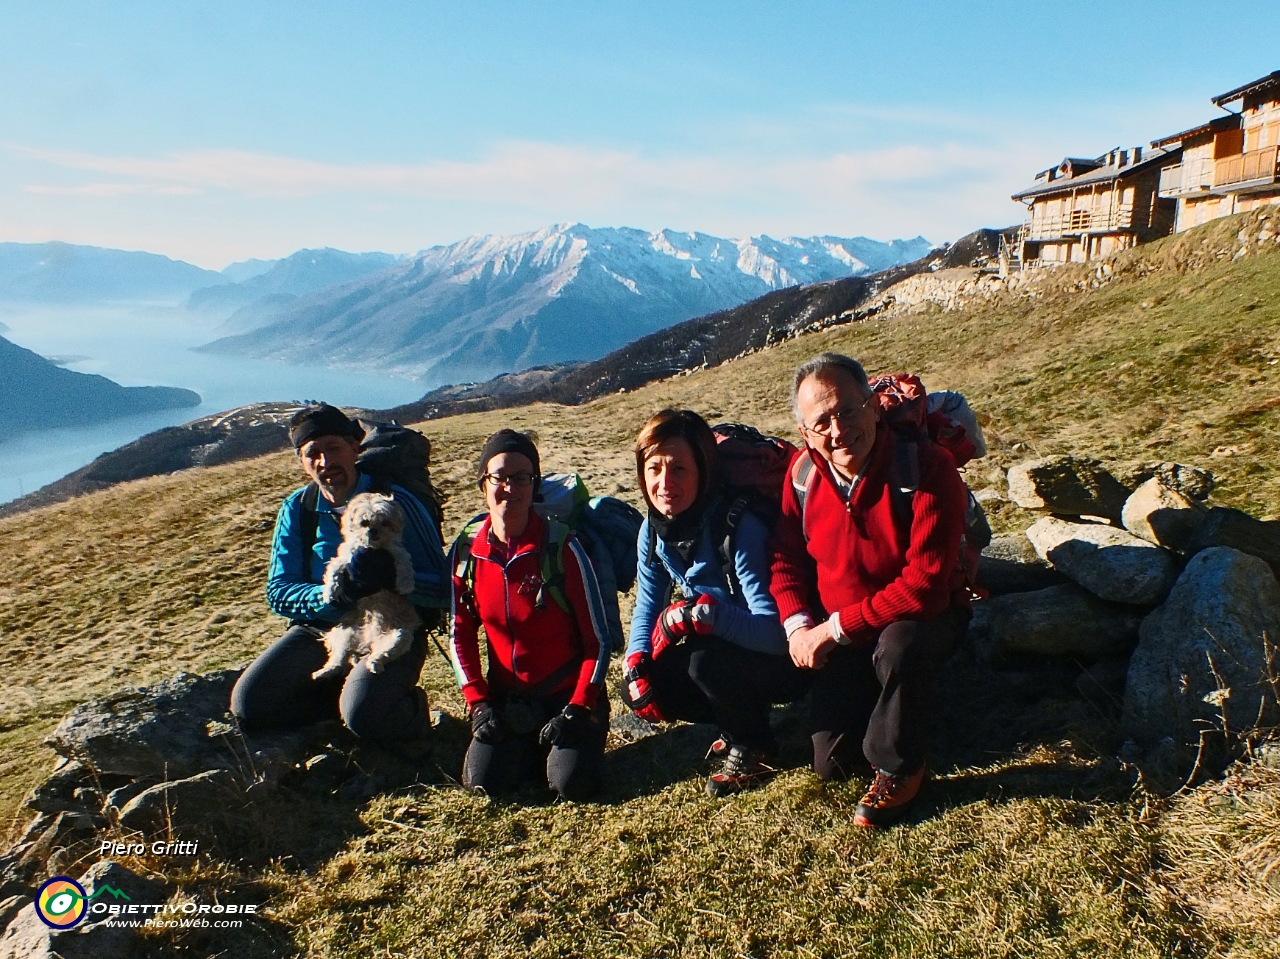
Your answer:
[1,212,1278,956]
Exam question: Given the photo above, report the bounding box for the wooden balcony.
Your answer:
[1022,205,1135,241]
[1214,145,1279,189]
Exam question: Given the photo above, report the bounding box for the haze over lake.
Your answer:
[0,302,424,505]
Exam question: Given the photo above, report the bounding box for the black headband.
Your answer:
[289,404,362,450]
[478,429,541,487]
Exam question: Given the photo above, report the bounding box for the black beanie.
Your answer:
[478,429,541,488]
[289,404,362,450]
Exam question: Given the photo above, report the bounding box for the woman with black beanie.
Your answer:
[448,429,612,800]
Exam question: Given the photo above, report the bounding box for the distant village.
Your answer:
[1013,70,1280,267]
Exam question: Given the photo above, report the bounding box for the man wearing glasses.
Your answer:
[770,353,969,827]
[231,403,448,750]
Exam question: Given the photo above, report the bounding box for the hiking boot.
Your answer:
[706,744,774,797]
[853,766,929,828]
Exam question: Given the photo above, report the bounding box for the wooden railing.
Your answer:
[1022,205,1136,240]
[1214,146,1279,188]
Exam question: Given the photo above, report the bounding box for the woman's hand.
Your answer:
[539,704,591,746]
[470,700,505,744]
[660,595,718,640]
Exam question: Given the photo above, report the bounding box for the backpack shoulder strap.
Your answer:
[886,437,921,542]
[299,483,321,583]
[789,455,818,540]
[711,494,750,602]
[536,519,573,614]
[451,513,487,618]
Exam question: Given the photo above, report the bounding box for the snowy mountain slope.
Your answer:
[198,223,931,386]
[188,248,400,333]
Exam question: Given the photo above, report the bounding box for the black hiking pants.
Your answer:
[462,692,609,801]
[809,607,967,780]
[230,624,430,743]
[650,636,811,751]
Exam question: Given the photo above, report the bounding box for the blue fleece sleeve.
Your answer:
[265,491,344,622]
[711,511,788,656]
[627,518,670,657]
[392,486,450,609]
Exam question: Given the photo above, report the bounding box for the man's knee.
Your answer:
[872,620,930,674]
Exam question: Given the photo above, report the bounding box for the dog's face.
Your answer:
[340,493,405,549]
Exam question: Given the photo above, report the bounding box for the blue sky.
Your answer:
[2,0,1277,268]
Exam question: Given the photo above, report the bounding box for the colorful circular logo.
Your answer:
[35,877,88,929]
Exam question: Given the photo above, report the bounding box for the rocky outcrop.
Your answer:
[1122,547,1280,789]
[1120,478,1207,551]
[1183,507,1280,579]
[982,584,1143,660]
[1025,517,1177,606]
[1007,455,1132,522]
[977,533,1068,595]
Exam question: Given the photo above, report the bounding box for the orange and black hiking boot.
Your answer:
[706,744,774,797]
[853,766,929,828]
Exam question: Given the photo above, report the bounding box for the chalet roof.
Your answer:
[1212,70,1280,107]
[1150,113,1240,148]
[1011,145,1178,202]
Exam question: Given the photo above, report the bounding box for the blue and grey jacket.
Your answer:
[627,507,787,657]
[266,472,449,623]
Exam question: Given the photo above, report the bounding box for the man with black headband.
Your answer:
[230,403,449,749]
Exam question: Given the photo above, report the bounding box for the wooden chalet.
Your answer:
[1155,70,1280,232]
[1012,146,1178,266]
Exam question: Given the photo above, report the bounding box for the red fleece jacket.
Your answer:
[769,424,968,647]
[450,511,608,709]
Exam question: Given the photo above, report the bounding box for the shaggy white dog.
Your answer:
[313,492,421,680]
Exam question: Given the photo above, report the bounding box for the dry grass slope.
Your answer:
[1,212,1278,956]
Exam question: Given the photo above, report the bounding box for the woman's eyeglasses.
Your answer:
[483,471,536,488]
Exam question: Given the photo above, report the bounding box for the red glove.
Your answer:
[621,651,665,723]
[659,594,718,642]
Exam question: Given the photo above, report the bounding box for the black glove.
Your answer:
[329,547,399,607]
[539,703,591,747]
[470,700,505,745]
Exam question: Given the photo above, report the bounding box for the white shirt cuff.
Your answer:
[783,613,815,638]
[828,610,852,645]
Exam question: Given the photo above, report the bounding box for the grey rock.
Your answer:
[977,532,1069,595]
[984,584,1144,660]
[1122,478,1207,551]
[118,768,240,832]
[1117,461,1215,502]
[1027,517,1177,605]
[0,862,172,959]
[1122,547,1280,779]
[1185,507,1280,579]
[0,899,22,938]
[1007,455,1132,522]
[103,782,149,816]
[609,711,659,742]
[21,762,89,814]
[1257,742,1280,770]
[17,812,95,871]
[45,670,242,778]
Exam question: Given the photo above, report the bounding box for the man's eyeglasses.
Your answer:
[483,471,536,488]
[802,392,876,436]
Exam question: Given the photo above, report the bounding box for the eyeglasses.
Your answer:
[802,392,876,436]
[483,471,536,488]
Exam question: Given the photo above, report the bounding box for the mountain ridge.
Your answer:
[197,223,931,386]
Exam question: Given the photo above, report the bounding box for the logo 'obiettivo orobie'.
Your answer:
[35,877,89,929]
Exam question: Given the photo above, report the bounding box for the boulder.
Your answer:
[1076,657,1131,709]
[983,584,1144,660]
[45,670,242,779]
[1026,517,1177,605]
[1184,507,1280,579]
[1121,478,1206,551]
[977,533,1069,595]
[1122,547,1280,781]
[1006,455,1132,521]
[1116,462,1214,502]
[0,862,171,959]
[118,769,241,832]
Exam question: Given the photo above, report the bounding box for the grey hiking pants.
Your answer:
[230,623,429,743]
